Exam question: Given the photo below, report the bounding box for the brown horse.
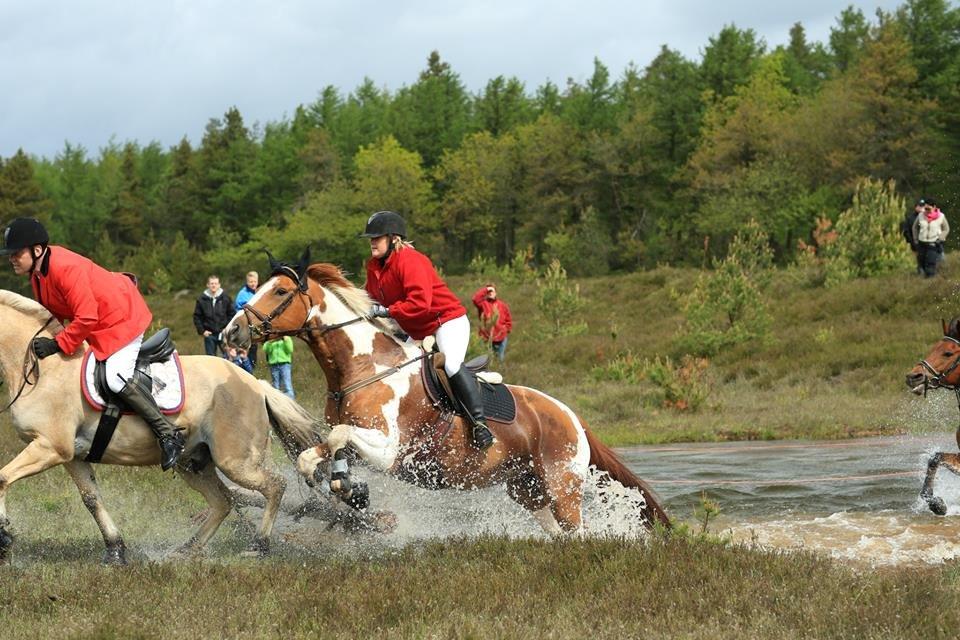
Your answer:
[906,318,960,515]
[224,257,670,533]
[0,290,323,564]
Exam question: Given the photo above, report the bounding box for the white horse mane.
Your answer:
[305,264,404,340]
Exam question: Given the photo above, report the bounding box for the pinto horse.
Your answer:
[0,290,323,564]
[906,317,960,515]
[224,257,670,533]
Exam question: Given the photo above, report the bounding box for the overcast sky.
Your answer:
[1,0,904,159]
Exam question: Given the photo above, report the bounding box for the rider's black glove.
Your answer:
[32,337,61,359]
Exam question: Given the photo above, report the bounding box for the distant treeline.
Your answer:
[0,2,957,292]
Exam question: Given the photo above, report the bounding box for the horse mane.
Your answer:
[306,263,374,315]
[0,290,57,328]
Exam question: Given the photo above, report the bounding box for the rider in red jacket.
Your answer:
[362,211,494,450]
[1,218,184,470]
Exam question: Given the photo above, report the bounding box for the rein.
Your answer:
[327,351,431,419]
[0,317,55,414]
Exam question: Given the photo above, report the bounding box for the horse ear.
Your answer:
[296,246,311,290]
[944,318,949,336]
[264,249,280,273]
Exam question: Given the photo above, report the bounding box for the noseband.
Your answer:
[919,336,960,391]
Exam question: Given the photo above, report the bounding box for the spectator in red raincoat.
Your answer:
[362,210,494,450]
[1,218,184,470]
[472,283,512,362]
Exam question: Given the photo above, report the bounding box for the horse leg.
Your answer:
[176,464,233,556]
[62,460,126,565]
[506,473,562,535]
[921,452,960,516]
[297,424,375,507]
[214,458,286,558]
[0,438,69,563]
[543,466,585,533]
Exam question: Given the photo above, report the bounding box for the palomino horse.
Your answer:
[906,317,960,515]
[0,290,322,564]
[224,257,671,533]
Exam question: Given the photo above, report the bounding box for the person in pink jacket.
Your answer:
[1,218,184,470]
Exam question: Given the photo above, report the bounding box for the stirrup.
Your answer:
[471,423,495,450]
[159,435,184,471]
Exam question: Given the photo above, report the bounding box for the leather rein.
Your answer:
[0,317,56,414]
[240,268,429,418]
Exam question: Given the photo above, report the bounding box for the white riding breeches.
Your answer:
[103,334,144,393]
[435,314,470,376]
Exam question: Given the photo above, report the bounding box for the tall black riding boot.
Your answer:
[448,367,495,450]
[117,380,185,471]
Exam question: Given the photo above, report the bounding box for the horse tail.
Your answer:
[259,380,325,463]
[583,425,672,530]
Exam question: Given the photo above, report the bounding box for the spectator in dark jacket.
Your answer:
[193,275,234,356]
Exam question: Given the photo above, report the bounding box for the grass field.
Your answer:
[2,535,960,639]
[3,262,960,638]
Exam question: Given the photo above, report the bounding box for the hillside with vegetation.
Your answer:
[1,2,958,295]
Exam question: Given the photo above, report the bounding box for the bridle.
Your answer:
[241,267,429,419]
[918,336,960,392]
[0,317,55,414]
[241,266,371,341]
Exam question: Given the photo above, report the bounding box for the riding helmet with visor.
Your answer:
[359,211,407,239]
[0,217,49,255]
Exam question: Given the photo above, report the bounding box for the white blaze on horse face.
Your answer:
[247,276,279,306]
[517,386,590,481]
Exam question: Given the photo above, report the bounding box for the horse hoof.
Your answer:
[0,528,12,564]
[102,543,127,566]
[239,538,269,559]
[343,481,370,511]
[928,496,948,516]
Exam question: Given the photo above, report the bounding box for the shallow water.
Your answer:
[621,434,960,566]
[244,433,960,567]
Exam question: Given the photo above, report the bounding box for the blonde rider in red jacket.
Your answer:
[362,211,494,450]
[1,218,184,470]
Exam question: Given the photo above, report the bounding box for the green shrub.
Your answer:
[676,220,773,355]
[537,259,587,336]
[819,178,912,286]
[643,354,712,411]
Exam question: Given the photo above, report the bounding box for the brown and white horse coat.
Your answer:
[226,263,670,533]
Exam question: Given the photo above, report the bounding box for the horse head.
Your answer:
[907,317,960,393]
[223,255,392,357]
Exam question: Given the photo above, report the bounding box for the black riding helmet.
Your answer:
[0,217,49,255]
[359,211,407,239]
